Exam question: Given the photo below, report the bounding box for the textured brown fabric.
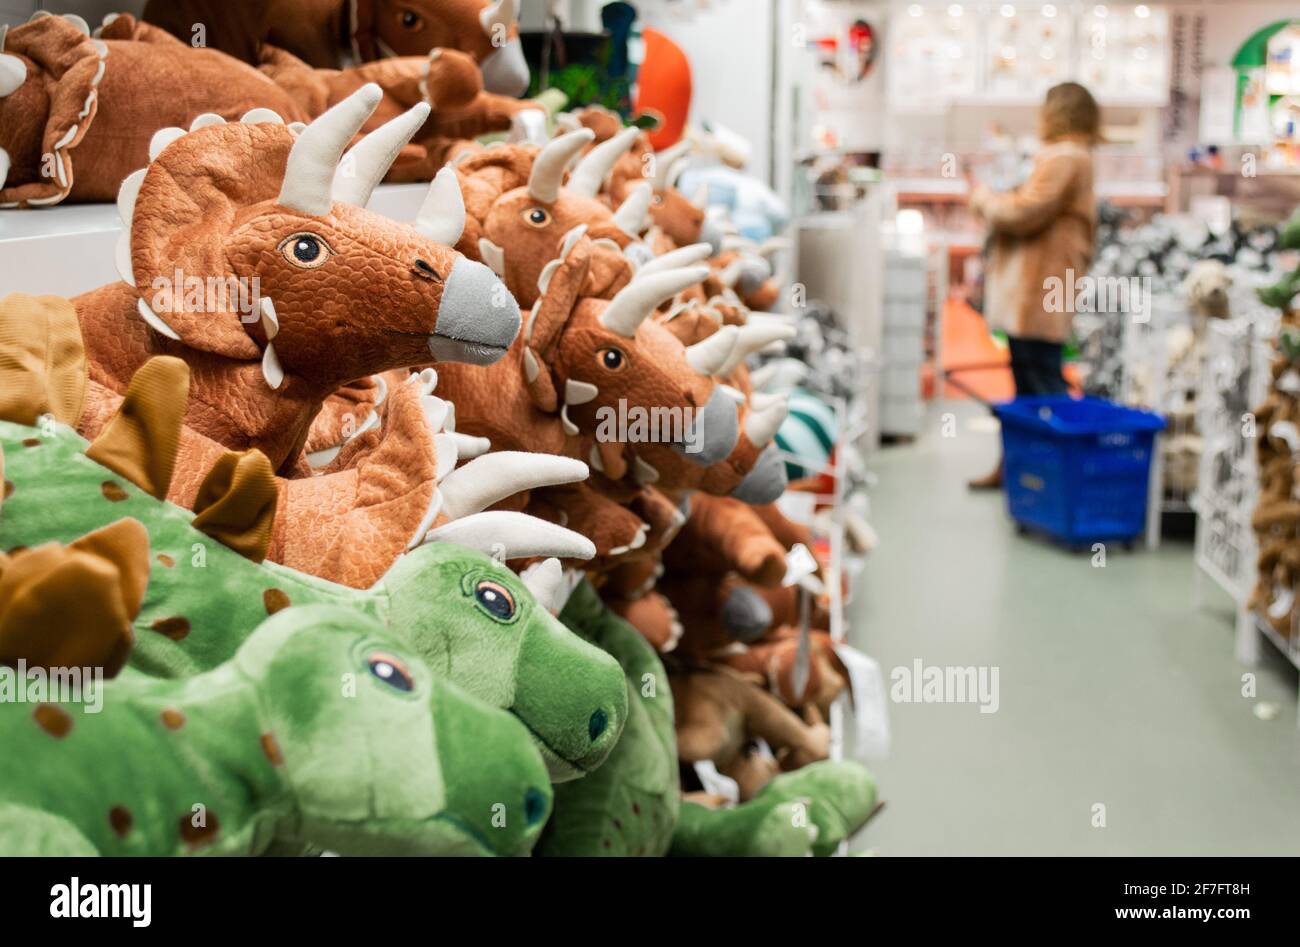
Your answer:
[970,137,1096,343]
[85,356,189,500]
[190,450,279,563]
[140,0,270,65]
[0,15,310,206]
[0,518,150,677]
[0,294,87,428]
[671,666,832,800]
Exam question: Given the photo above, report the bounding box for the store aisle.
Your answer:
[851,400,1300,856]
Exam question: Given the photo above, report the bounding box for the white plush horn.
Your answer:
[600,265,710,338]
[414,167,467,245]
[651,140,691,191]
[567,127,640,198]
[520,557,565,612]
[685,325,740,376]
[0,53,26,97]
[424,511,596,561]
[745,393,788,446]
[438,452,588,520]
[278,83,382,216]
[527,128,594,204]
[332,101,431,206]
[635,243,713,277]
[719,258,746,288]
[612,181,652,237]
[480,0,517,37]
[719,322,797,376]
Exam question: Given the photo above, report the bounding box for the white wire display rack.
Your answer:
[1192,315,1275,650]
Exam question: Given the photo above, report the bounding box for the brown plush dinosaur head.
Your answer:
[575,123,722,256]
[353,0,529,96]
[618,305,791,501]
[456,130,651,309]
[518,234,741,480]
[118,85,521,392]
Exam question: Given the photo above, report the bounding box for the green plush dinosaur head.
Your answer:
[236,604,552,856]
[382,544,627,782]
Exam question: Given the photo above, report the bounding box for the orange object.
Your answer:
[635,28,692,150]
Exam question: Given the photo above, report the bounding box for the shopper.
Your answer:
[966,81,1099,490]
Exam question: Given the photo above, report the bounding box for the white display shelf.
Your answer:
[0,184,430,298]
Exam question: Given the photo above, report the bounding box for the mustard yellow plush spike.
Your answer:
[190,450,278,563]
[85,356,190,500]
[0,517,150,677]
[0,293,86,427]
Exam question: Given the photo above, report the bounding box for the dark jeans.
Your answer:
[1007,337,1068,397]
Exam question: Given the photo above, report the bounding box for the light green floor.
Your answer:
[850,400,1300,855]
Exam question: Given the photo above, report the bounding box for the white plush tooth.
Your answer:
[433,433,459,481]
[564,379,599,406]
[240,108,284,125]
[451,433,492,458]
[148,127,186,161]
[259,297,279,339]
[422,394,451,434]
[633,456,659,485]
[116,168,145,226]
[114,233,134,286]
[406,484,445,550]
[62,14,90,35]
[136,297,181,341]
[560,405,579,436]
[0,146,8,191]
[190,112,226,131]
[261,342,285,389]
[479,238,506,276]
[0,53,27,97]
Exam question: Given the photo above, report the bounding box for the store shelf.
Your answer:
[890,178,1167,208]
[0,183,430,298]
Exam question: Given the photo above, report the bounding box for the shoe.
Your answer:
[967,463,1003,491]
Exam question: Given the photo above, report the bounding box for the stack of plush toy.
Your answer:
[1249,208,1300,641]
[0,7,880,857]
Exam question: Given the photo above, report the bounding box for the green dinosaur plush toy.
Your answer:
[0,419,626,784]
[537,580,881,857]
[0,603,552,856]
[536,578,680,855]
[671,760,880,858]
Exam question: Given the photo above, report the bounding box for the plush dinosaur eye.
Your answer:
[474,580,516,621]
[522,207,552,228]
[598,347,626,371]
[367,652,415,692]
[279,233,332,269]
[400,9,423,29]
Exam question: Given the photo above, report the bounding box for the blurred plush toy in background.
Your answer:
[141,0,530,95]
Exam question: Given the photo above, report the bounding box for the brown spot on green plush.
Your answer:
[33,704,72,738]
[21,438,40,448]
[160,708,186,730]
[260,733,284,766]
[3,480,12,498]
[100,481,129,502]
[109,806,133,838]
[157,553,175,568]
[150,616,191,641]
[262,588,291,615]
[179,812,220,849]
